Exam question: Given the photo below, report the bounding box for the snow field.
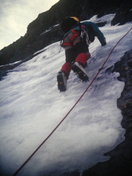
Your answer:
[0,14,132,175]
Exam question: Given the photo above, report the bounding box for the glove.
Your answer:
[102,38,106,46]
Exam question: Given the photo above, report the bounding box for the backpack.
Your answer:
[61,24,91,48]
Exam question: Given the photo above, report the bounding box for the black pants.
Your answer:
[65,42,88,64]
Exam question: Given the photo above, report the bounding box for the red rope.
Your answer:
[13,27,132,176]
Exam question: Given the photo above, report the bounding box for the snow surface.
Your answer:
[0,14,132,176]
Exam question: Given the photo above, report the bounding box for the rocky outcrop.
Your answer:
[0,0,131,65]
[111,0,132,25]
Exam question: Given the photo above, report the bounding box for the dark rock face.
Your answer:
[0,0,131,65]
[111,0,132,25]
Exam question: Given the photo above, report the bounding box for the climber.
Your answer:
[57,16,106,91]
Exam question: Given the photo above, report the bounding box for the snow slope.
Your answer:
[0,14,132,176]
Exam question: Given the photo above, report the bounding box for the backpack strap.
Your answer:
[70,29,80,41]
[80,24,91,46]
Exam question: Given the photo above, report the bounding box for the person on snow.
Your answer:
[57,16,106,91]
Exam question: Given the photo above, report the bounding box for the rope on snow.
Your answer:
[13,26,132,176]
